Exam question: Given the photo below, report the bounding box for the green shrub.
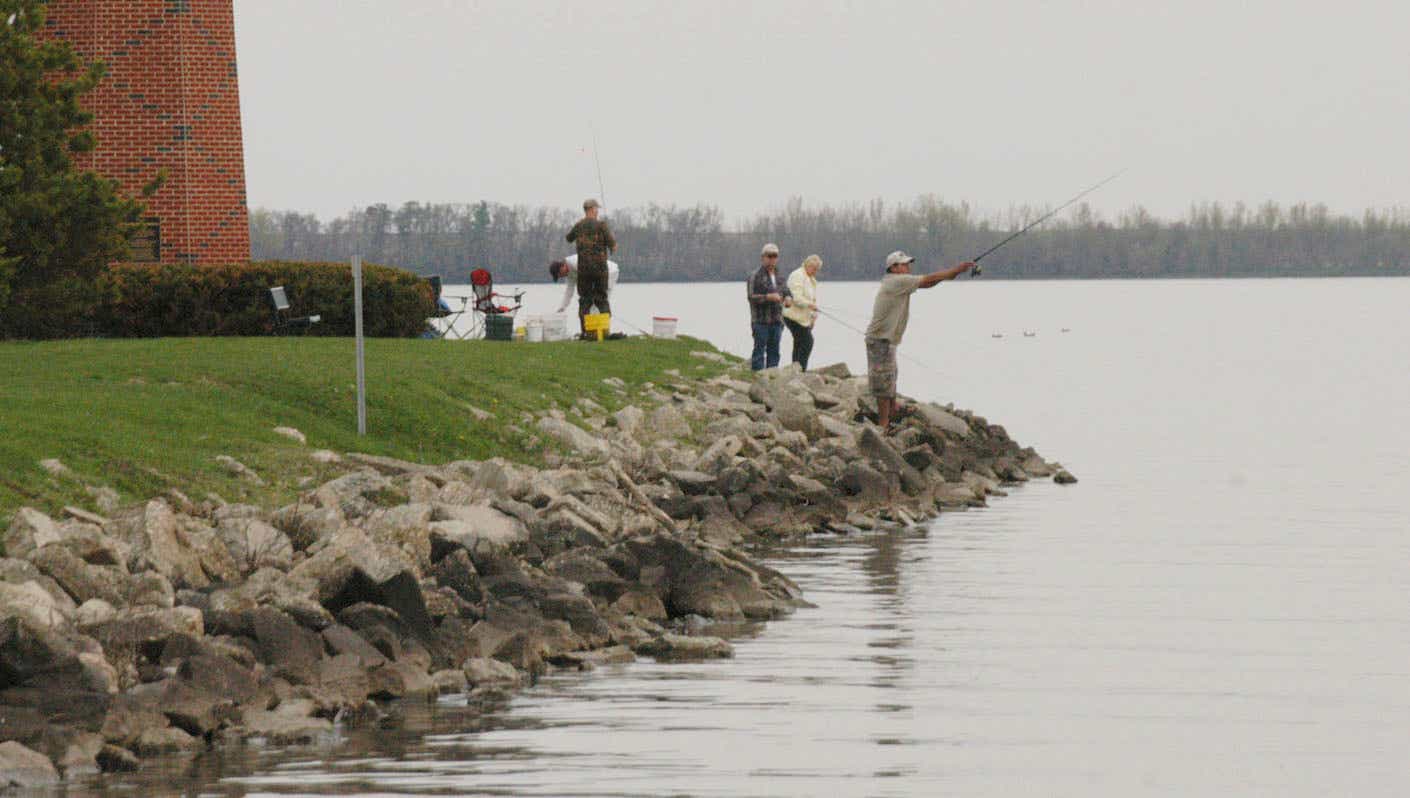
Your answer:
[93,261,435,337]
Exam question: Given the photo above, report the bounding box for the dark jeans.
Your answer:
[784,318,814,371]
[750,321,783,371]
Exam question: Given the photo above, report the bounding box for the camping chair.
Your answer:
[469,268,524,339]
[424,274,470,339]
[269,286,321,334]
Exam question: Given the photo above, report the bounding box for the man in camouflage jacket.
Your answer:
[565,198,617,338]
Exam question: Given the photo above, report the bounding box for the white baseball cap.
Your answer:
[761,243,780,256]
[885,250,916,269]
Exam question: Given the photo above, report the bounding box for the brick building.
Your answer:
[41,0,251,264]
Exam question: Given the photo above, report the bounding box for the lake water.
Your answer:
[112,278,1410,795]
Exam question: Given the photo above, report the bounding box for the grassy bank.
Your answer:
[0,336,740,524]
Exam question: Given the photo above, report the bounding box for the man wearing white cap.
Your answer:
[864,250,974,431]
[746,242,792,370]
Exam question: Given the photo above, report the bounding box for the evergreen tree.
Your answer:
[0,0,145,338]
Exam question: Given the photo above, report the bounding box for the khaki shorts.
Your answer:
[865,337,897,399]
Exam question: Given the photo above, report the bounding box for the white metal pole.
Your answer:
[352,255,366,436]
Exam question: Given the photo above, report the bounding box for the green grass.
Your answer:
[0,336,741,524]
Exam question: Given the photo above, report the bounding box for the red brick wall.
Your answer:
[41,0,251,264]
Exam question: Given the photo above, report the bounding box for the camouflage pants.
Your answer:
[865,337,897,399]
[577,261,611,316]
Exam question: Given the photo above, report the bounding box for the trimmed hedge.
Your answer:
[93,261,435,338]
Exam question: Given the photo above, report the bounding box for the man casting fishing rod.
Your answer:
[863,171,1123,431]
[865,251,974,432]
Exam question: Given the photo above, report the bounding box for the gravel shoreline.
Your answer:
[0,358,1071,789]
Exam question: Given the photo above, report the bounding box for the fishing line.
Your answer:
[814,306,950,379]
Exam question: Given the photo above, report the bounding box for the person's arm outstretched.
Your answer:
[918,261,975,288]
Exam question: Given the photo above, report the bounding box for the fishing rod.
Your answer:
[590,123,607,211]
[970,169,1125,277]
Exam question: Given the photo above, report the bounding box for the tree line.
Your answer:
[251,197,1410,283]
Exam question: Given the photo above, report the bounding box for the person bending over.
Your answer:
[550,254,621,333]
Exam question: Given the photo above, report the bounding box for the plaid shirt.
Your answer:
[746,265,792,325]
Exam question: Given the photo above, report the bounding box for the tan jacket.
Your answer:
[782,267,818,327]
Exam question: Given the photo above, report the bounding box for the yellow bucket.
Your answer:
[583,312,611,341]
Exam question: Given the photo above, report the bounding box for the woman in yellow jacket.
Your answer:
[782,254,822,370]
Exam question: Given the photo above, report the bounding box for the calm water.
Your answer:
[115,278,1410,796]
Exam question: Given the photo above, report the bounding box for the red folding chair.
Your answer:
[469,268,524,338]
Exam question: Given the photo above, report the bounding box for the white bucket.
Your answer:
[542,314,569,341]
[525,316,544,343]
[652,316,678,339]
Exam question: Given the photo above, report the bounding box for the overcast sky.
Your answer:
[233,0,1410,224]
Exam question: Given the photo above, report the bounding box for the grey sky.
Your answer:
[233,0,1410,224]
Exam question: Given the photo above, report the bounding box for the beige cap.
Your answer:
[583,198,601,210]
[761,242,780,256]
[885,250,916,269]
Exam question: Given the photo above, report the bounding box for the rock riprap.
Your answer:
[0,361,1067,782]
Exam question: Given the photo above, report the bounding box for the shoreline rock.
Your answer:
[1,360,1068,783]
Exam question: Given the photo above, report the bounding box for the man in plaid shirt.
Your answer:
[746,242,793,370]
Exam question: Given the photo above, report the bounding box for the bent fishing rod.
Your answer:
[970,169,1125,277]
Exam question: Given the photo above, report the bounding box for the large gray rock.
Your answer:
[430,549,484,606]
[461,656,522,687]
[216,518,294,574]
[49,521,129,567]
[112,501,209,589]
[239,701,333,745]
[0,616,115,695]
[321,623,388,668]
[811,362,852,379]
[694,436,743,475]
[428,503,530,559]
[857,427,928,495]
[3,508,63,561]
[646,405,691,440]
[666,470,717,497]
[312,470,400,518]
[289,529,433,639]
[0,558,73,609]
[0,579,74,631]
[612,405,646,437]
[537,417,610,457]
[620,534,786,621]
[80,607,204,679]
[248,606,324,685]
[28,546,128,607]
[917,403,972,437]
[363,503,435,571]
[634,633,733,661]
[464,458,530,500]
[269,502,346,551]
[839,461,894,504]
[0,741,59,790]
